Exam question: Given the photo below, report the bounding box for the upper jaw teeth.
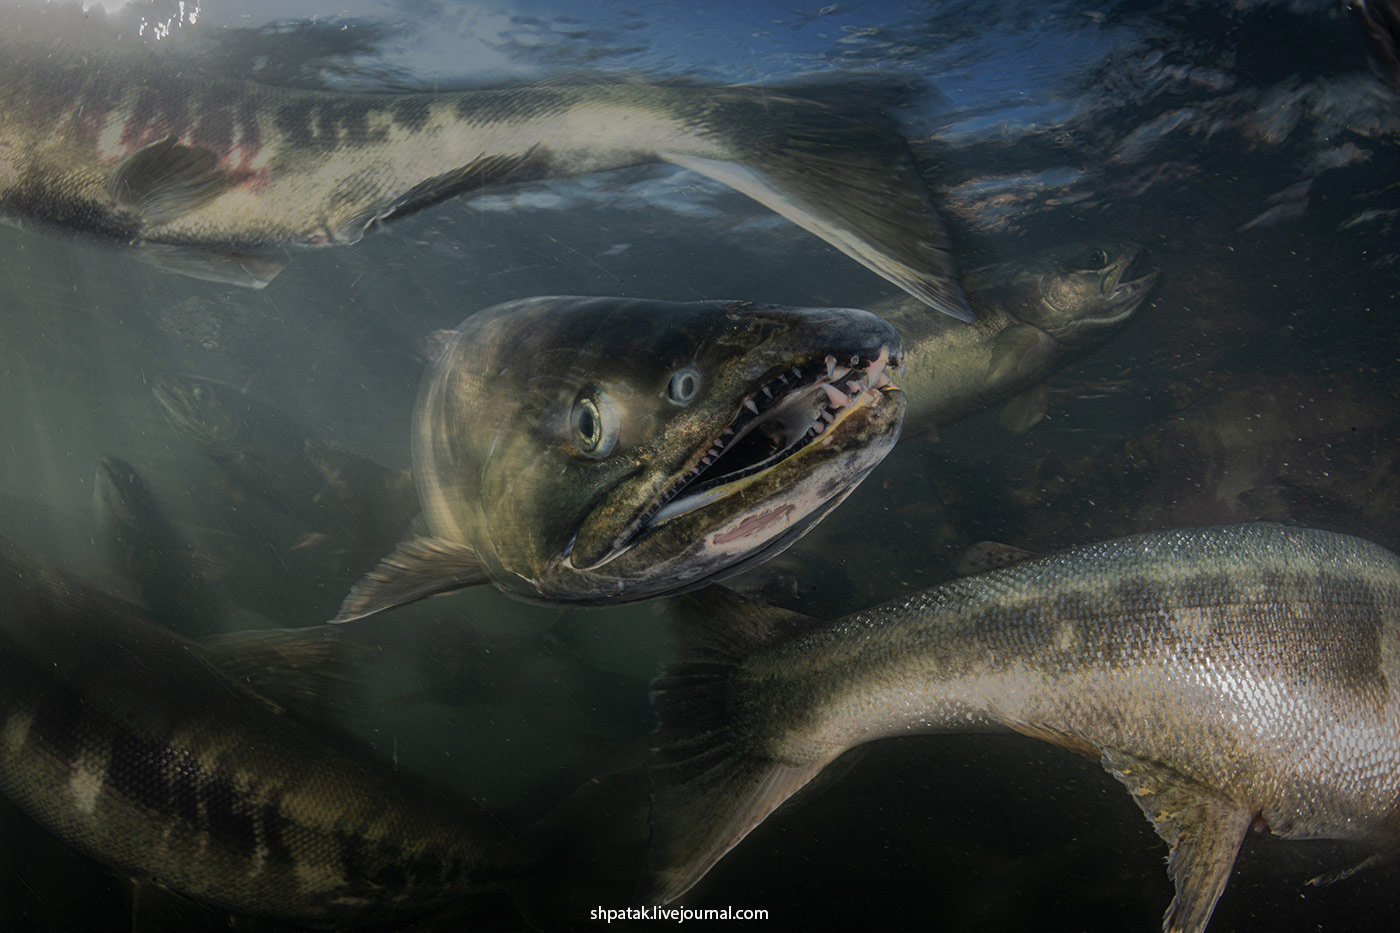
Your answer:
[633,346,899,535]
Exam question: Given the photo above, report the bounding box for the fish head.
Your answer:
[150,374,250,448]
[1004,241,1158,346]
[414,296,905,605]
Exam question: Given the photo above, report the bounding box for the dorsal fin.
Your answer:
[954,540,1038,576]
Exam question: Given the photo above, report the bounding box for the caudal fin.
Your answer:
[641,588,828,904]
[666,82,972,322]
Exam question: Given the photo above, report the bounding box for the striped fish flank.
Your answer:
[0,538,515,927]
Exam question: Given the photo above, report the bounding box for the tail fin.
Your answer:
[665,82,972,322]
[641,588,828,904]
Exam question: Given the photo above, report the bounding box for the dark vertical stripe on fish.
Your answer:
[202,770,259,856]
[259,797,295,865]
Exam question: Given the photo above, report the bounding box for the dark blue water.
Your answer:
[2,0,1398,930]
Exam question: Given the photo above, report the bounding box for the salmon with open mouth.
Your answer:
[333,296,905,617]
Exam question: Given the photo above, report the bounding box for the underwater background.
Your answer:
[1,0,1398,929]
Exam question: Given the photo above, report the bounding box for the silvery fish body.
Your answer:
[0,539,514,927]
[0,11,969,318]
[646,523,1400,933]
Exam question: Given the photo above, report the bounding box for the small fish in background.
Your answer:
[148,373,421,626]
[334,296,906,617]
[875,241,1157,435]
[0,7,971,320]
[93,455,228,639]
[151,375,351,541]
[152,373,417,554]
[644,523,1400,933]
[1353,0,1400,94]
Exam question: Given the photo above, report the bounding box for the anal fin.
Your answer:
[1101,749,1251,933]
[197,625,367,729]
[331,535,489,623]
[135,243,288,288]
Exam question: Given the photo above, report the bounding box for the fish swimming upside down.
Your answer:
[333,296,905,616]
[0,10,970,320]
[644,522,1400,933]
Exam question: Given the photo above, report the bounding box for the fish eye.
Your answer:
[571,391,617,459]
[666,367,701,406]
[1077,247,1112,270]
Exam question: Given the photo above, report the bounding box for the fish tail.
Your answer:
[640,588,826,905]
[662,81,972,321]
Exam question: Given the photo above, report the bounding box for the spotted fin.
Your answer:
[1101,749,1251,933]
[987,324,1054,386]
[999,383,1050,435]
[642,587,827,904]
[954,540,1038,576]
[331,535,488,623]
[110,137,231,227]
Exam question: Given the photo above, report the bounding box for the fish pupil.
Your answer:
[667,368,700,405]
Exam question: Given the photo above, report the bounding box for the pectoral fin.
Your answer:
[987,324,1055,386]
[641,587,826,904]
[1101,749,1251,933]
[111,137,231,226]
[331,536,488,623]
[998,383,1050,435]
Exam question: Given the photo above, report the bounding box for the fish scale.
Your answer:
[645,522,1400,933]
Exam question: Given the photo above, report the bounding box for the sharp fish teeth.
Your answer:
[832,365,852,380]
[846,380,866,395]
[762,386,773,398]
[865,348,889,386]
[821,384,850,407]
[744,398,759,414]
[825,355,837,378]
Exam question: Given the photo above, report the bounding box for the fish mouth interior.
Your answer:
[1092,249,1158,322]
[639,347,900,531]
